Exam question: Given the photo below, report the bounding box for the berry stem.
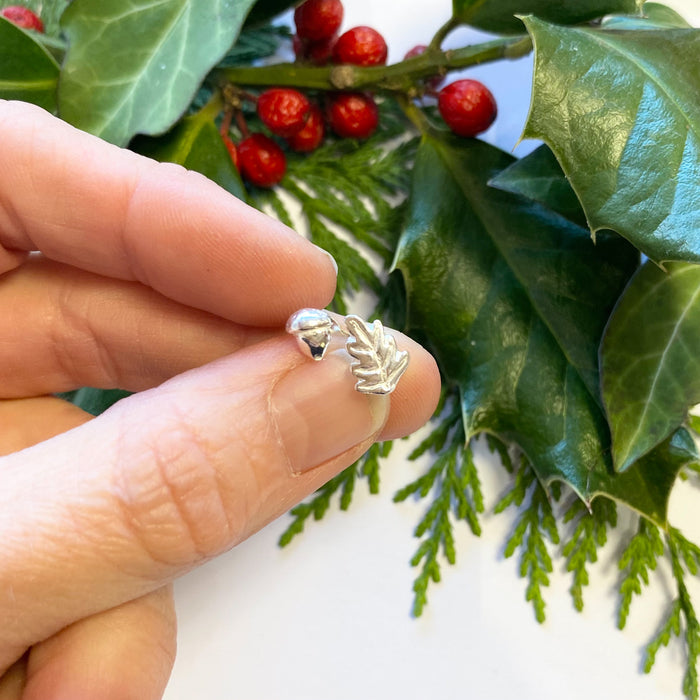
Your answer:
[215,35,531,94]
[428,16,462,50]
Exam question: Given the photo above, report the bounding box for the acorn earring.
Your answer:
[286,308,409,395]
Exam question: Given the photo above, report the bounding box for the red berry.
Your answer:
[327,93,379,140]
[286,104,325,152]
[332,26,388,67]
[403,44,444,92]
[257,87,311,138]
[437,79,497,138]
[293,33,337,65]
[294,0,343,42]
[221,134,239,171]
[1,5,43,31]
[238,134,286,188]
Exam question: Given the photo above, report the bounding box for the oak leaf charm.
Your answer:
[344,315,409,395]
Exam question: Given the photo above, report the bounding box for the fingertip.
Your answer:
[380,333,442,440]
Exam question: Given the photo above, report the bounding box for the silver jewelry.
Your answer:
[286,308,409,395]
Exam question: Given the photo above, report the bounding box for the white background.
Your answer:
[163,1,700,699]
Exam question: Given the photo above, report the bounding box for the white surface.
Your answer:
[163,2,700,699]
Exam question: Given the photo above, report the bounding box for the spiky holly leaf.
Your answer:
[393,133,696,525]
[601,261,700,471]
[521,16,700,264]
[0,15,59,110]
[452,0,639,35]
[59,0,257,146]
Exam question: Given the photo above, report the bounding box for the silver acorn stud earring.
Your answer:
[286,308,409,396]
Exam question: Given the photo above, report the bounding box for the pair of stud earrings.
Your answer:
[286,308,409,396]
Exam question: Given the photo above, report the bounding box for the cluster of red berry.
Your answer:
[224,0,390,188]
[1,4,44,32]
[224,0,498,188]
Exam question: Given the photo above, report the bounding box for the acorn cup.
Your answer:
[286,308,338,360]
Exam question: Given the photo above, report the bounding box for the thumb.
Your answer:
[0,331,439,671]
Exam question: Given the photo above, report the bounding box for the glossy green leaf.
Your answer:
[602,2,691,29]
[452,0,639,35]
[133,110,246,200]
[394,134,691,525]
[488,144,588,228]
[0,17,59,110]
[602,261,700,471]
[58,388,131,416]
[58,0,257,146]
[522,16,700,264]
[244,0,297,27]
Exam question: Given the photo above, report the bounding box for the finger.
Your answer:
[0,655,26,700]
[0,101,336,326]
[0,332,440,668]
[22,587,176,700]
[0,397,92,455]
[0,258,272,397]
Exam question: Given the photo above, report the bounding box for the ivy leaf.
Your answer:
[58,0,257,146]
[393,134,695,525]
[452,0,639,35]
[132,108,246,200]
[521,16,700,264]
[0,16,59,110]
[601,261,700,471]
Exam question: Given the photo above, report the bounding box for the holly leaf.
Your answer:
[244,0,298,27]
[58,0,257,146]
[602,2,691,29]
[132,108,246,201]
[0,16,59,110]
[452,0,640,35]
[393,134,692,526]
[521,16,700,264]
[602,261,700,471]
[488,144,588,228]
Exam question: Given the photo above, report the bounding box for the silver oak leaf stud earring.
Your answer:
[286,308,409,395]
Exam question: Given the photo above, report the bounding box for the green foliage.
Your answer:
[278,442,390,547]
[59,0,258,146]
[617,517,665,629]
[452,0,639,34]
[644,530,700,699]
[251,101,417,313]
[522,16,700,264]
[562,497,617,612]
[394,399,484,616]
[0,15,59,110]
[394,133,696,526]
[495,460,559,623]
[601,261,700,471]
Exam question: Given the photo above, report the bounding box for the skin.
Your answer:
[0,100,441,699]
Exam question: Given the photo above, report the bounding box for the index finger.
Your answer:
[0,101,337,326]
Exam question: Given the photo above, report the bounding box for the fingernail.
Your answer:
[271,351,389,475]
[321,248,338,276]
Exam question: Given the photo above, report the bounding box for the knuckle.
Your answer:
[112,405,248,569]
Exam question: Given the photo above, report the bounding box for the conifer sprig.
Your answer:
[394,399,484,616]
[562,497,617,612]
[495,462,559,623]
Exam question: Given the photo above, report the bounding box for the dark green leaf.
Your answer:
[488,144,588,228]
[132,109,246,200]
[244,0,297,27]
[58,388,131,416]
[0,17,59,110]
[393,134,693,525]
[601,261,700,471]
[452,0,639,35]
[522,16,700,264]
[58,0,257,146]
[603,2,691,29]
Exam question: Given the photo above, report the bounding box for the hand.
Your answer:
[0,101,440,699]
